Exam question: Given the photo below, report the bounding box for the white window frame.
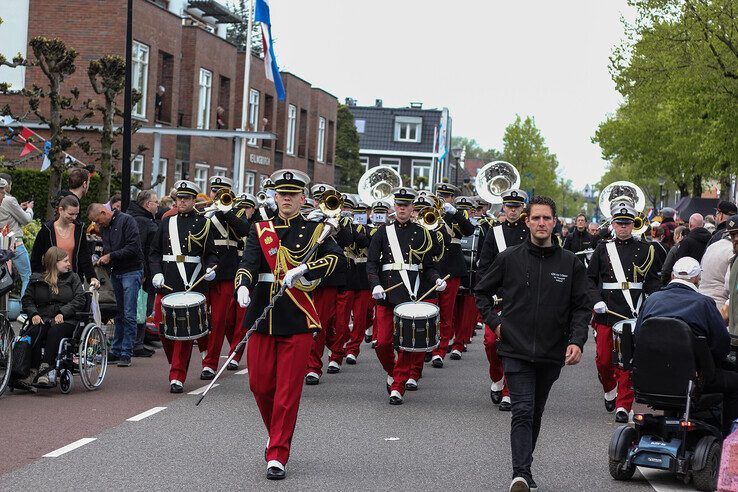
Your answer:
[248,89,260,146]
[197,68,212,129]
[194,163,209,192]
[174,160,183,182]
[286,104,297,155]
[411,159,432,189]
[131,154,144,186]
[213,166,228,178]
[354,119,366,134]
[380,157,401,174]
[244,172,255,195]
[394,116,422,143]
[317,117,326,163]
[132,41,150,118]
[154,158,168,197]
[359,156,369,173]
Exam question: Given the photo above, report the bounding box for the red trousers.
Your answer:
[483,324,510,397]
[154,293,208,383]
[593,321,634,411]
[432,277,461,358]
[307,286,341,375]
[203,280,244,370]
[451,294,478,351]
[247,331,313,465]
[342,289,373,357]
[375,304,424,395]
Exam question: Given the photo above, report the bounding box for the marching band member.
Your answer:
[477,189,529,411]
[450,195,479,356]
[304,185,354,384]
[235,169,344,480]
[430,184,475,367]
[253,178,277,222]
[587,198,659,423]
[363,200,390,347]
[150,180,218,393]
[366,187,445,405]
[200,177,251,377]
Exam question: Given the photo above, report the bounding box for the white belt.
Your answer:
[382,263,421,272]
[354,258,367,264]
[602,282,643,290]
[258,273,276,283]
[214,239,239,247]
[450,238,461,244]
[162,254,201,264]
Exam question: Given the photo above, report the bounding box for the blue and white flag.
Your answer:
[255,0,286,101]
[437,116,448,164]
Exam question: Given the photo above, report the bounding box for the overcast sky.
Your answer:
[259,0,635,190]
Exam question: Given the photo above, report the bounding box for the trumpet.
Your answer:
[416,206,442,231]
[317,189,343,218]
[199,189,241,215]
[256,191,269,206]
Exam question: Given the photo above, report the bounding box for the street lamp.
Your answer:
[658,177,666,210]
[450,147,462,187]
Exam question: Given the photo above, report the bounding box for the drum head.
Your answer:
[612,319,636,335]
[394,301,439,319]
[162,292,206,308]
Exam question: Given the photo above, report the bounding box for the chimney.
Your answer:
[345,97,356,107]
[375,99,383,108]
[410,102,423,109]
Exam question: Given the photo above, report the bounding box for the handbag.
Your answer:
[0,262,14,297]
[10,335,32,380]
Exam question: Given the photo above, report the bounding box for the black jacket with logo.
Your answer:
[475,239,590,366]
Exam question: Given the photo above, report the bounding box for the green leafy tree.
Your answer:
[501,115,559,198]
[226,0,263,56]
[451,136,503,162]
[335,105,362,191]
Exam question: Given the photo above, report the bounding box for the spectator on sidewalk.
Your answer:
[708,201,738,247]
[87,203,144,367]
[56,167,90,206]
[127,190,160,357]
[106,193,122,212]
[31,195,99,289]
[0,173,34,296]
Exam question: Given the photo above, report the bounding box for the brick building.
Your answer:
[347,99,452,191]
[0,0,337,197]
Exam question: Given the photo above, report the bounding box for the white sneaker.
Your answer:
[509,476,530,492]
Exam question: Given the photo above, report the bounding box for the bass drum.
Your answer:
[160,292,210,341]
[612,318,636,369]
[393,301,440,352]
[459,228,480,290]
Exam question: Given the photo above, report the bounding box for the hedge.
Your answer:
[0,167,121,220]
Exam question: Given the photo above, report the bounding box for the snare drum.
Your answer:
[393,301,440,352]
[160,292,209,341]
[612,318,636,369]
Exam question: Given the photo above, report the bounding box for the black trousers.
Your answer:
[502,356,562,481]
[704,367,738,436]
[32,322,76,366]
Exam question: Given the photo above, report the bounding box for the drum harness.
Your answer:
[164,216,201,290]
[603,242,643,318]
[493,224,507,253]
[383,224,420,301]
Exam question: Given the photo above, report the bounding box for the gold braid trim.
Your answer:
[188,219,210,250]
[234,268,252,289]
[409,227,434,263]
[432,230,445,262]
[634,244,655,282]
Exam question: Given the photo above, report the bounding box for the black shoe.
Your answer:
[450,350,462,360]
[462,345,468,352]
[107,352,120,363]
[386,383,392,394]
[431,357,444,368]
[345,355,357,365]
[604,397,616,413]
[491,390,502,404]
[364,334,372,343]
[499,400,512,412]
[117,357,132,367]
[305,374,320,385]
[389,395,403,405]
[266,467,286,480]
[615,409,629,423]
[226,360,239,371]
[170,382,183,393]
[405,379,418,391]
[326,363,340,374]
[132,347,154,358]
[529,477,538,491]
[200,368,215,380]
[424,353,432,363]
[509,476,530,492]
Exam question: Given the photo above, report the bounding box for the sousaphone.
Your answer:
[598,181,648,235]
[475,161,521,205]
[358,166,402,207]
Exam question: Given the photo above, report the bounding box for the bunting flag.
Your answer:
[19,127,34,141]
[19,142,35,157]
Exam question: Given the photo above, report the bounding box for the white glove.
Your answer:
[152,273,165,289]
[593,301,608,314]
[203,267,216,281]
[435,278,447,292]
[325,216,340,231]
[306,209,325,222]
[237,286,250,308]
[283,264,309,288]
[265,196,277,211]
[442,202,457,214]
[372,285,386,300]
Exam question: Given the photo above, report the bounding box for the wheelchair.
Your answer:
[608,317,723,491]
[0,312,13,396]
[9,292,108,394]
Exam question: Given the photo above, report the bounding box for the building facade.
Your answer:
[0,0,337,197]
[347,99,452,191]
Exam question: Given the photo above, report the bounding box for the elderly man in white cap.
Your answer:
[635,256,738,436]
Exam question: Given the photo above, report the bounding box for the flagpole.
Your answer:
[430,124,438,191]
[237,0,254,194]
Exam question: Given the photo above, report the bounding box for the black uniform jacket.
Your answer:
[345,222,371,291]
[478,218,529,276]
[207,208,251,281]
[150,211,218,294]
[236,213,345,336]
[475,239,590,366]
[437,210,476,279]
[587,236,660,325]
[366,220,441,306]
[319,216,355,288]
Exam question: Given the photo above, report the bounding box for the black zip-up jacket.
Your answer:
[31,220,97,283]
[475,238,590,366]
[22,271,87,322]
[708,221,727,247]
[673,226,711,263]
[318,216,354,288]
[563,228,595,256]
[100,209,144,274]
[127,201,159,292]
[437,210,476,278]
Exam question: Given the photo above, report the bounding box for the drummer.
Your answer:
[150,180,218,393]
[449,195,479,357]
[366,187,446,405]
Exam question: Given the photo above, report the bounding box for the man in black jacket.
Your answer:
[707,200,737,247]
[563,213,595,261]
[88,203,144,367]
[475,195,590,492]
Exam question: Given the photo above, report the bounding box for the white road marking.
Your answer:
[43,438,96,458]
[638,467,694,491]
[188,383,218,395]
[235,368,249,375]
[126,406,167,422]
[384,437,400,441]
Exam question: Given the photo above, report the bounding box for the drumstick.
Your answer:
[186,265,218,293]
[161,284,173,292]
[416,274,451,303]
[383,281,404,294]
[607,309,629,321]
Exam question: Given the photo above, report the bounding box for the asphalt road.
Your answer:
[0,330,691,491]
